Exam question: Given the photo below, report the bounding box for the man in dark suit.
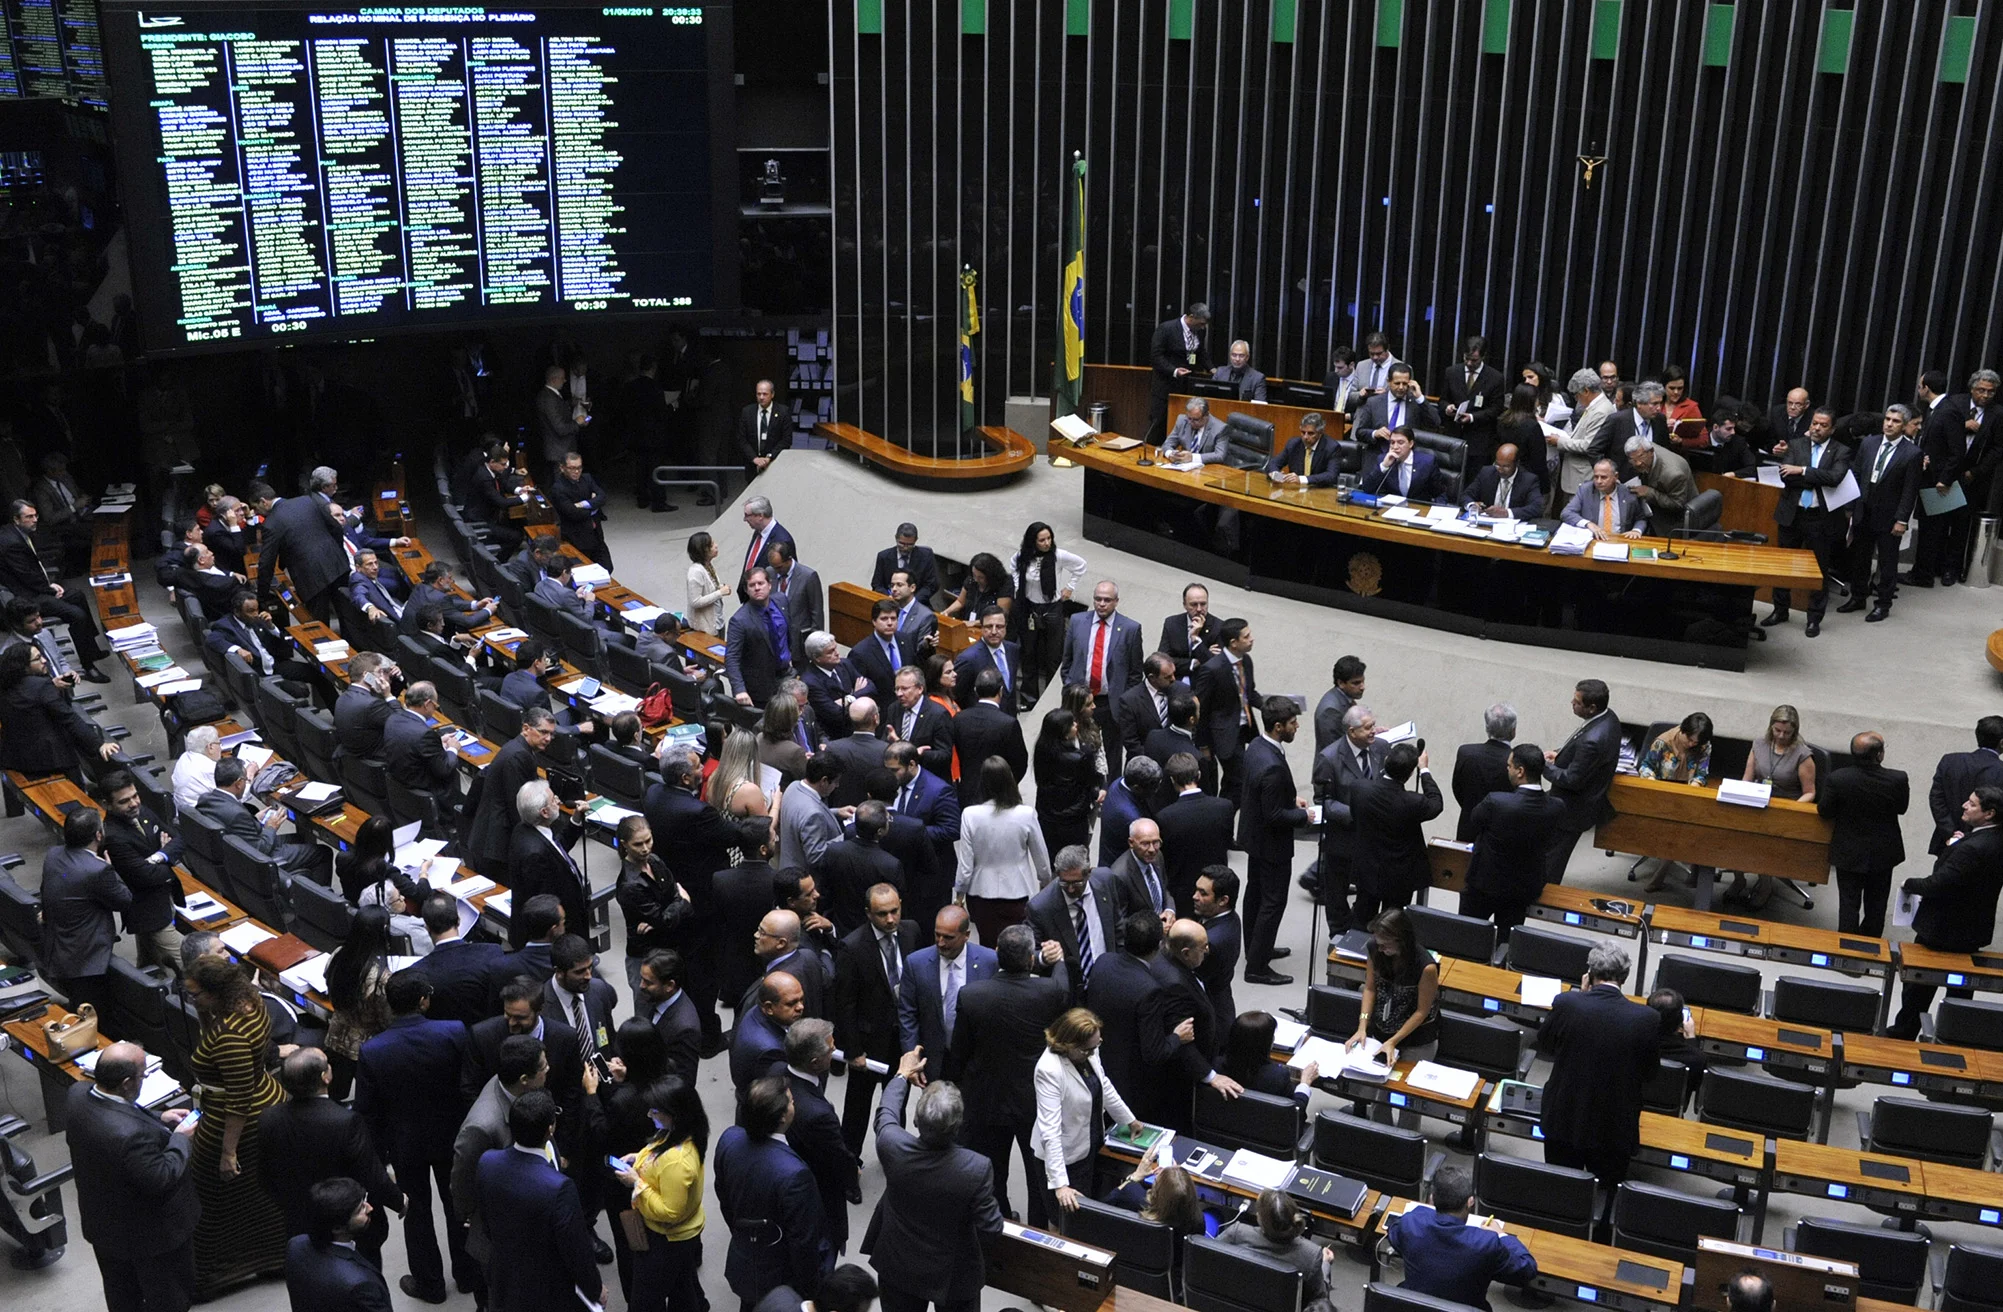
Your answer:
[286,1178,396,1312]
[1451,704,1518,842]
[1607,383,1669,472]
[1239,695,1311,985]
[199,757,337,885]
[950,669,1028,807]
[820,802,904,935]
[1539,943,1660,1185]
[1107,816,1173,927]
[1839,406,1924,622]
[1157,753,1235,915]
[884,570,939,652]
[736,496,796,602]
[1543,679,1622,884]
[859,770,946,933]
[1313,703,1389,936]
[1212,338,1268,400]
[257,466,352,620]
[1347,743,1445,926]
[1926,718,2003,855]
[1437,336,1510,471]
[832,882,921,1155]
[356,970,474,1303]
[727,567,793,708]
[534,365,584,468]
[848,599,915,703]
[737,378,794,474]
[886,668,953,779]
[946,923,1068,1225]
[1194,619,1259,802]
[1153,918,1245,1130]
[1459,746,1568,939]
[333,651,399,756]
[1162,398,1231,464]
[1462,444,1545,519]
[1763,387,1813,455]
[1058,580,1144,777]
[897,906,998,1083]
[884,747,960,905]
[1146,303,1212,444]
[713,837,782,1020]
[821,702,889,809]
[646,743,762,904]
[400,894,507,1026]
[782,1019,858,1253]
[1116,652,1176,765]
[1311,655,1367,756]
[38,808,131,1016]
[384,683,460,794]
[461,974,583,1104]
[463,709,553,878]
[1145,694,1206,781]
[476,1091,604,1312]
[767,539,825,664]
[1097,756,1160,869]
[636,948,703,1085]
[1263,412,1344,486]
[952,608,1023,713]
[348,549,409,626]
[1191,867,1242,1032]
[460,444,529,556]
[1083,912,1176,1125]
[0,499,111,675]
[1359,425,1442,500]
[1353,365,1441,445]
[733,971,805,1093]
[871,523,942,605]
[1887,785,2003,1039]
[1765,406,1854,636]
[65,1042,200,1312]
[1386,1165,1538,1312]
[717,1075,833,1304]
[504,781,589,950]
[1158,582,1221,682]
[1817,732,1910,938]
[261,1050,403,1263]
[864,1053,1005,1312]
[98,769,186,974]
[1910,370,1971,587]
[803,632,873,739]
[544,933,619,1069]
[1025,847,1122,1005]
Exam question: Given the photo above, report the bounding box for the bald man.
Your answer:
[746,908,829,1020]
[66,1041,200,1312]
[1108,818,1174,929]
[897,907,998,1084]
[731,970,804,1092]
[1211,340,1268,402]
[1151,920,1243,1132]
[1463,443,1544,518]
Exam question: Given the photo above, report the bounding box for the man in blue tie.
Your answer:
[1766,405,1854,639]
[1107,817,1172,931]
[952,606,1021,715]
[850,597,912,698]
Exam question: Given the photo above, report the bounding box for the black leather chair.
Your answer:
[478,688,525,742]
[1404,905,1497,965]
[1435,1013,1530,1086]
[1696,1068,1817,1141]
[1653,953,1763,1016]
[1193,1084,1305,1160]
[337,752,392,818]
[1502,924,1594,983]
[1856,1095,1994,1169]
[1364,1283,1485,1312]
[1609,1180,1740,1263]
[1640,1058,1692,1114]
[1770,975,1880,1032]
[587,745,650,810]
[1220,416,1276,471]
[1311,1111,1441,1199]
[1790,1216,1928,1303]
[1939,1242,2003,1312]
[1684,489,1724,532]
[1182,1235,1303,1312]
[253,677,306,763]
[1410,430,1468,503]
[606,639,655,697]
[1307,985,1362,1039]
[556,610,609,680]
[176,805,232,894]
[522,594,566,649]
[221,834,294,930]
[387,776,455,840]
[102,958,175,1057]
[291,876,355,953]
[290,705,341,783]
[428,656,480,727]
[0,870,39,965]
[1066,1199,1176,1299]
[1934,997,2003,1051]
[1473,1152,1598,1240]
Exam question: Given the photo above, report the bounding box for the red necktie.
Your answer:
[1089,620,1108,695]
[745,531,764,573]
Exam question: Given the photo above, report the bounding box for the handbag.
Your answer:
[169,688,230,725]
[44,1004,100,1058]
[638,682,675,727]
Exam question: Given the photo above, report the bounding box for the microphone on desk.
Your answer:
[1136,437,1155,468]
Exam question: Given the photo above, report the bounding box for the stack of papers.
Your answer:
[395,837,449,869]
[1423,504,1462,522]
[135,667,189,689]
[1548,524,1594,556]
[93,502,133,516]
[589,690,641,716]
[1271,1018,1309,1053]
[280,954,333,997]
[1289,1035,1391,1082]
[314,640,351,659]
[219,923,276,955]
[619,605,667,628]
[294,782,342,803]
[1518,976,1565,1008]
[155,678,204,697]
[586,798,642,826]
[1484,519,1532,542]
[1404,1061,1483,1100]
[137,1071,184,1106]
[1221,1149,1296,1191]
[446,874,496,900]
[1377,721,1419,745]
[1590,542,1631,562]
[1381,506,1423,523]
[1717,779,1772,808]
[484,890,512,918]
[177,892,229,925]
[570,563,613,586]
[109,623,160,650]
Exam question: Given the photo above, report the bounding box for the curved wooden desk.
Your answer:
[1988,628,2003,674]
[816,421,1035,481]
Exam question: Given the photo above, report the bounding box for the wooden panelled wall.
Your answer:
[828,0,2003,453]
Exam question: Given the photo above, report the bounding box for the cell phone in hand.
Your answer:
[607,1154,627,1173]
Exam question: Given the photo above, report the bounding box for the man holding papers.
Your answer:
[1840,406,1924,623]
[1765,406,1854,637]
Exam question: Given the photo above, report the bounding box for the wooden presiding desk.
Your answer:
[1596,776,1832,910]
[828,581,974,655]
[1065,441,1821,670]
[1425,838,1647,938]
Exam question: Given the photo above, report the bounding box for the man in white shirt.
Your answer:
[171,725,223,812]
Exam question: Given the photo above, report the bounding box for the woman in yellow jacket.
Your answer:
[614,1076,710,1312]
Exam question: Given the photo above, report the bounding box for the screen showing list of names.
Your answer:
[116,4,713,348]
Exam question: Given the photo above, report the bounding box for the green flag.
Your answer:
[1053,155,1086,414]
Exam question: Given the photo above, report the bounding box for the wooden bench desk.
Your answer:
[1910,1158,2003,1232]
[1768,1139,1929,1238]
[3,1003,118,1130]
[1320,1057,1490,1130]
[1596,777,1832,910]
[1380,1199,1684,1312]
[1893,942,2003,997]
[1837,1031,2003,1101]
[828,580,975,655]
[1632,1111,1771,1195]
[174,867,248,929]
[1098,1131,1382,1242]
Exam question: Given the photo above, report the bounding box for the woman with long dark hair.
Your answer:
[1006,522,1085,704]
[603,1018,671,1299]
[1345,907,1440,1069]
[940,550,1014,621]
[684,531,727,634]
[1033,707,1102,858]
[955,756,1052,944]
[1219,1011,1319,1099]
[324,905,395,1098]
[336,813,425,908]
[614,1075,711,1312]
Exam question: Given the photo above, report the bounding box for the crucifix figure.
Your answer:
[1578,153,1607,189]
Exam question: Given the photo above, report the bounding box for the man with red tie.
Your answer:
[1058,580,1144,778]
[736,495,795,604]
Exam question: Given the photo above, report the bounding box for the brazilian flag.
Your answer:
[959,266,980,432]
[1053,155,1086,414]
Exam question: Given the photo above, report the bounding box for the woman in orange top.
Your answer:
[924,652,961,781]
[1660,364,1708,452]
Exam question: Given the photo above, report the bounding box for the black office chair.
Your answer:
[1933,997,2003,1050]
[219,650,260,713]
[478,688,525,743]
[1473,1152,1598,1240]
[1856,1095,1995,1169]
[290,705,341,783]
[1640,1058,1693,1115]
[1409,430,1468,503]
[1307,985,1362,1039]
[556,610,609,680]
[1193,1084,1306,1160]
[0,1112,73,1269]
[1434,1013,1531,1086]
[1939,1242,2003,1312]
[428,656,480,727]
[1770,975,1880,1032]
[1404,905,1497,965]
[253,677,306,762]
[386,777,455,840]
[0,872,38,966]
[1182,1235,1303,1312]
[586,744,650,809]
[1311,1111,1443,1199]
[1066,1199,1176,1300]
[1683,489,1725,533]
[102,958,175,1057]
[1217,415,1277,472]
[291,877,356,953]
[1790,1216,1928,1304]
[1653,953,1763,1016]
[1609,1181,1740,1263]
[606,639,655,697]
[337,753,392,818]
[176,805,232,894]
[1695,1068,1817,1141]
[522,595,566,648]
[1364,1283,1486,1312]
[654,664,704,721]
[1502,924,1595,983]
[221,835,295,930]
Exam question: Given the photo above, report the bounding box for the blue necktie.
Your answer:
[942,958,961,1036]
[1800,443,1825,508]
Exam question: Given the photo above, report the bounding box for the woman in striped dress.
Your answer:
[183,953,290,1297]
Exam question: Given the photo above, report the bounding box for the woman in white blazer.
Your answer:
[955,757,1053,946]
[1033,1007,1140,1226]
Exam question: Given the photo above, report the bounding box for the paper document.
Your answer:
[487,627,528,642]
[1921,481,1969,516]
[77,1048,161,1076]
[619,605,666,628]
[1166,458,1204,473]
[314,641,350,659]
[589,691,641,716]
[1050,413,1097,441]
[484,890,512,918]
[1716,779,1772,808]
[446,875,496,900]
[156,678,204,696]
[1377,721,1418,745]
[1518,976,1565,1008]
[1272,1019,1309,1052]
[280,955,333,997]
[1822,470,1862,511]
[135,667,189,688]
[1892,889,1920,928]
[1404,1061,1482,1100]
[395,837,449,869]
[137,1071,184,1107]
[570,563,612,586]
[1221,1149,1296,1191]
[236,745,275,773]
[294,782,342,802]
[1424,503,1461,522]
[1755,464,1786,487]
[1381,506,1422,523]
[92,502,133,515]
[1591,542,1631,562]
[219,923,276,955]
[1548,523,1594,556]
[1377,493,1408,507]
